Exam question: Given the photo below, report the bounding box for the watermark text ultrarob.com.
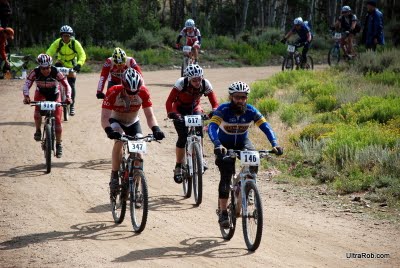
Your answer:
[346,252,391,259]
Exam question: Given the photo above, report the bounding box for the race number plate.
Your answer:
[287,45,296,52]
[40,101,57,111]
[183,46,192,53]
[127,141,147,153]
[184,115,202,127]
[334,32,342,39]
[56,67,71,76]
[240,151,260,166]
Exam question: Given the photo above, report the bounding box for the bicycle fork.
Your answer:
[186,136,203,176]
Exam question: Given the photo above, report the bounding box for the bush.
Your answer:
[314,95,337,112]
[126,28,158,51]
[299,123,336,140]
[280,103,312,127]
[256,97,280,116]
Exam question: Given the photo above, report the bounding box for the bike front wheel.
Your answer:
[63,105,70,121]
[281,56,294,71]
[242,180,263,251]
[44,124,52,173]
[130,170,149,233]
[328,46,340,66]
[192,143,203,206]
[111,160,128,224]
[303,55,314,70]
[219,190,237,240]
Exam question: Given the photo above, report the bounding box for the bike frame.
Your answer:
[185,128,203,176]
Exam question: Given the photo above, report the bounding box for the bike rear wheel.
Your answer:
[44,124,52,173]
[303,55,314,70]
[219,191,237,240]
[281,56,294,71]
[242,180,263,251]
[192,143,203,206]
[63,105,70,121]
[130,170,149,233]
[111,158,128,224]
[328,46,340,66]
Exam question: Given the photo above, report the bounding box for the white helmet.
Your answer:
[228,81,250,95]
[184,64,203,79]
[60,25,74,35]
[37,54,53,67]
[122,68,143,94]
[341,6,351,12]
[293,17,303,25]
[185,19,195,28]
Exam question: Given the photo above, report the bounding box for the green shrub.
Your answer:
[333,169,374,193]
[299,123,336,140]
[126,28,158,50]
[135,49,171,65]
[256,97,280,115]
[159,27,177,47]
[365,71,400,87]
[315,95,337,112]
[280,103,312,127]
[248,79,276,103]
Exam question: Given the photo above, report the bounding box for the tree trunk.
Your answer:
[280,0,288,31]
[241,0,250,32]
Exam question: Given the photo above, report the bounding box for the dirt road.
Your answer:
[0,66,398,267]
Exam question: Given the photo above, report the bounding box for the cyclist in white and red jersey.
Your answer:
[22,54,72,158]
[175,19,201,64]
[101,68,165,196]
[96,47,143,99]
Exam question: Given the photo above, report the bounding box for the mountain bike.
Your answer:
[181,45,195,77]
[327,31,358,66]
[111,133,158,233]
[216,149,277,251]
[29,101,66,173]
[281,42,314,71]
[174,114,208,206]
[56,67,75,121]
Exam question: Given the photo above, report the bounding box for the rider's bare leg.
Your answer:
[34,117,42,132]
[348,34,355,56]
[176,147,185,164]
[112,141,123,171]
[219,198,228,211]
[193,48,199,63]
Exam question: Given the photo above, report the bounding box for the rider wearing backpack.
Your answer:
[281,17,313,68]
[175,19,202,64]
[165,64,219,183]
[335,6,360,57]
[47,25,86,116]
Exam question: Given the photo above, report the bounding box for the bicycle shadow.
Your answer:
[149,194,198,212]
[0,158,111,178]
[145,83,172,88]
[0,221,134,251]
[113,236,250,263]
[0,121,35,127]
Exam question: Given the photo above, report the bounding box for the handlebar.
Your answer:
[56,67,75,76]
[170,114,210,122]
[223,149,277,161]
[119,133,158,143]
[29,101,68,107]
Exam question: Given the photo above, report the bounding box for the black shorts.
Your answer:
[109,118,142,137]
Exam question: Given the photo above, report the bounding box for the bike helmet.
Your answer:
[4,27,14,37]
[341,6,351,12]
[293,17,303,25]
[60,25,74,36]
[122,68,143,94]
[112,47,127,64]
[185,19,195,28]
[228,81,250,95]
[183,64,203,79]
[37,54,53,67]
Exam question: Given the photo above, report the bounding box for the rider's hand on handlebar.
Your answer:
[23,95,31,104]
[73,64,81,73]
[167,112,181,120]
[214,146,226,158]
[65,98,73,105]
[272,146,284,156]
[96,92,105,99]
[104,126,122,140]
[151,126,165,141]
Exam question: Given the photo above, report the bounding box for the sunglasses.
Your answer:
[62,34,71,37]
[190,77,202,83]
[232,95,248,100]
[125,89,137,95]
[40,66,51,70]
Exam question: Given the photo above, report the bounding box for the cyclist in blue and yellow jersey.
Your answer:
[208,81,283,227]
[281,17,312,68]
[47,25,86,116]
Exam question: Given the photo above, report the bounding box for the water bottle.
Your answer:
[21,69,27,79]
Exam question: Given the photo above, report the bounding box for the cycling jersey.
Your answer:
[208,103,278,148]
[291,24,312,42]
[46,37,86,68]
[22,66,71,99]
[102,84,152,126]
[177,27,202,47]
[338,14,358,31]
[165,77,218,115]
[97,57,143,94]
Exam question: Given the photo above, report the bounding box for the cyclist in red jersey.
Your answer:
[0,27,13,74]
[96,47,143,99]
[175,19,201,64]
[22,54,72,158]
[165,64,219,183]
[101,68,165,196]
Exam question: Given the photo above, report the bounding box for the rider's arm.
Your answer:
[306,32,312,42]
[46,38,60,57]
[22,70,36,97]
[206,91,219,110]
[208,110,223,147]
[74,39,86,66]
[97,58,112,93]
[56,72,72,99]
[176,35,183,44]
[101,108,112,129]
[165,87,180,114]
[128,57,143,76]
[197,35,202,45]
[253,110,278,147]
[143,107,159,129]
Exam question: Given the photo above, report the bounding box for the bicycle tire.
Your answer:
[192,143,203,206]
[44,124,52,173]
[220,191,237,240]
[63,105,69,121]
[181,56,189,77]
[328,46,340,66]
[242,180,263,251]
[130,170,148,233]
[183,144,192,198]
[111,158,128,224]
[305,55,314,70]
[281,56,294,71]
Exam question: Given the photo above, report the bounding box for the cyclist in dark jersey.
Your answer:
[208,81,283,227]
[335,6,359,57]
[22,54,72,158]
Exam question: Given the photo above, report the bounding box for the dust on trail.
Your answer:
[0,66,398,267]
